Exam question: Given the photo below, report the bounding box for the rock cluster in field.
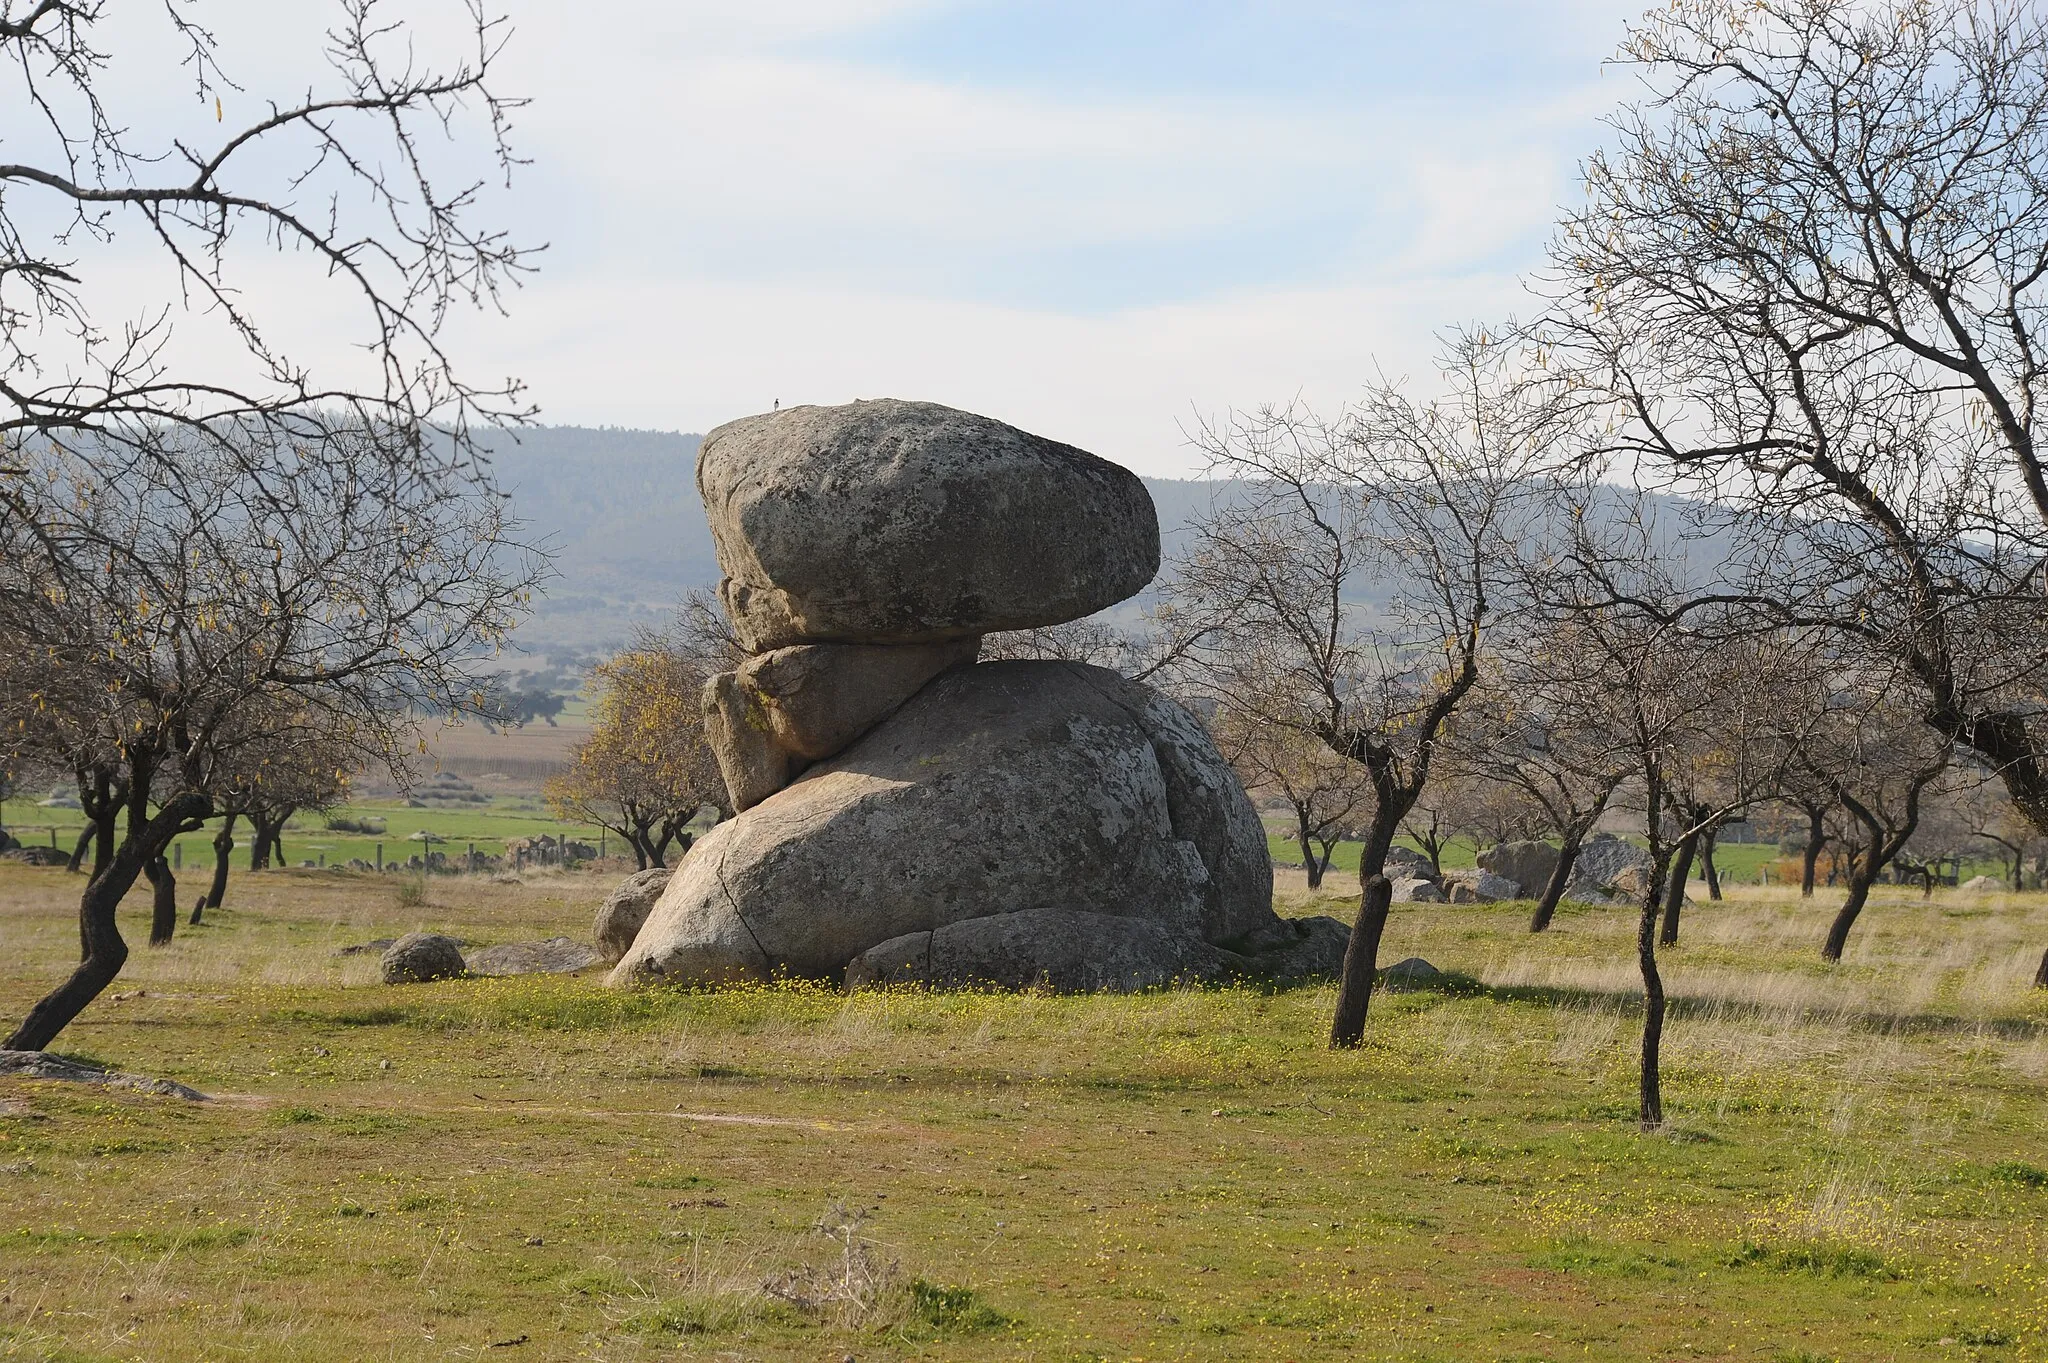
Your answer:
[611,399,1323,991]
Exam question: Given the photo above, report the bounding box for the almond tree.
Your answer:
[546,639,728,870]
[0,426,534,1051]
[1542,0,2048,988]
[1167,333,1567,1041]
[0,0,540,1046]
[1211,701,1368,891]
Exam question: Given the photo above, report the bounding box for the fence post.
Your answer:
[374,842,382,872]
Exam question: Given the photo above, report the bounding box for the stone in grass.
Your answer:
[1379,957,1443,992]
[1444,870,1521,904]
[0,1050,206,1100]
[1390,877,1445,904]
[380,932,466,984]
[1958,875,2005,893]
[465,938,604,977]
[594,867,673,964]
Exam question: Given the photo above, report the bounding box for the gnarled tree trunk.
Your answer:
[1822,872,1875,963]
[192,814,235,924]
[1659,832,1697,946]
[6,777,209,1053]
[1330,875,1393,1049]
[1529,837,1582,934]
[145,855,178,946]
[1799,803,1826,898]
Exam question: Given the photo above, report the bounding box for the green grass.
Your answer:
[2,794,621,870]
[1261,825,2001,891]
[0,862,2045,1360]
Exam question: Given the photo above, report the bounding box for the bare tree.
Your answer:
[0,425,536,1051]
[1169,334,1564,1039]
[1542,0,2048,986]
[1789,684,1953,960]
[1211,702,1367,892]
[1454,649,1634,933]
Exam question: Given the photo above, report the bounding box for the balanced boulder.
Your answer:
[611,660,1274,988]
[698,400,1160,650]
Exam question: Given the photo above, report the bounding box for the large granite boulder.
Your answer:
[1477,841,1558,896]
[698,401,1160,651]
[1567,836,1653,900]
[595,867,672,964]
[610,660,1273,988]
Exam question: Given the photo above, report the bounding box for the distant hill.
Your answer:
[486,425,1721,664]
[486,426,1239,661]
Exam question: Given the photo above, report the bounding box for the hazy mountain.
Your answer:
[487,425,1723,664]
[487,426,1242,661]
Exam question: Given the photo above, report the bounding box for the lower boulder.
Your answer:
[610,660,1274,989]
[846,908,1228,991]
[595,866,673,964]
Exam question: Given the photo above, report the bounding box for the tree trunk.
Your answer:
[1800,805,1825,898]
[1330,875,1393,1049]
[1659,832,1697,946]
[1821,874,1874,962]
[1530,837,1583,934]
[2034,946,2048,989]
[1700,828,1722,900]
[193,815,235,924]
[145,856,178,947]
[1295,804,1323,890]
[1357,808,1399,884]
[66,824,93,875]
[6,787,208,1052]
[248,812,290,871]
[1636,875,1665,1130]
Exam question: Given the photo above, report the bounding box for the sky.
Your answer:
[45,0,1654,478]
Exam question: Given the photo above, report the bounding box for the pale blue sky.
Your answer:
[77,0,1651,475]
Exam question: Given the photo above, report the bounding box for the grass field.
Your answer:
[0,795,620,873]
[1,861,2045,1361]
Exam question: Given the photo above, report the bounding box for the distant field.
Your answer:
[1,862,2043,1360]
[1262,826,2010,892]
[2,792,619,873]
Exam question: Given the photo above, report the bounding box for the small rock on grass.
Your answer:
[380,932,466,984]
[0,1050,206,1100]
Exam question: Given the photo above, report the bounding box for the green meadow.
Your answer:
[1,860,2044,1360]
